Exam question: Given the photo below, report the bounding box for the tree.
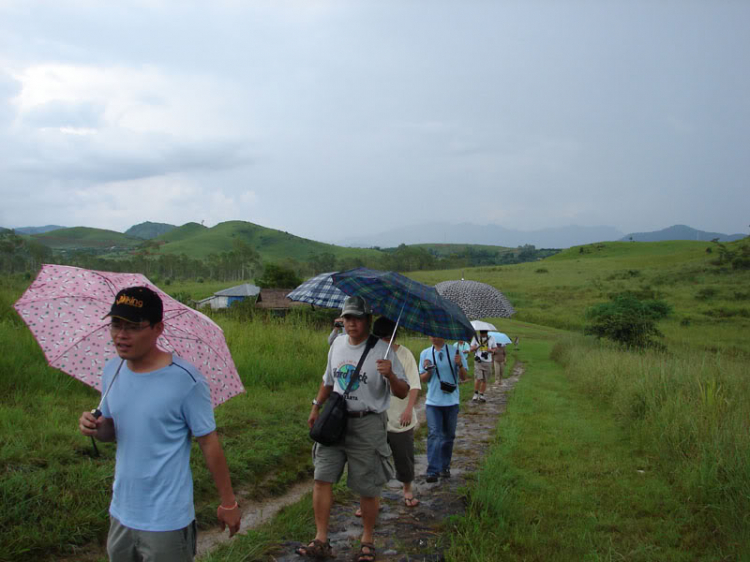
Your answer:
[255,263,302,288]
[584,293,672,349]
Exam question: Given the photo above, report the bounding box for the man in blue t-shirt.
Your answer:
[419,336,468,483]
[79,286,241,562]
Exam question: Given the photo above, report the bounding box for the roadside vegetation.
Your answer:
[1,236,749,560]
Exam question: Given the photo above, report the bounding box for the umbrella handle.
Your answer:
[89,408,102,457]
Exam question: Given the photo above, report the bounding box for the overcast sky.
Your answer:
[1,0,748,243]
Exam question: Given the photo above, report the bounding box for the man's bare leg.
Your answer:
[313,480,333,542]
[359,496,379,544]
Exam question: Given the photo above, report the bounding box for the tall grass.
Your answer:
[551,338,750,553]
[0,279,335,562]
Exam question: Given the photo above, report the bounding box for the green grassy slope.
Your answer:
[410,239,750,356]
[30,227,143,250]
[155,220,382,262]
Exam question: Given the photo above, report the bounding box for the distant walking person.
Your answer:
[470,330,497,402]
[327,316,345,346]
[419,337,468,483]
[493,344,507,385]
[78,286,240,562]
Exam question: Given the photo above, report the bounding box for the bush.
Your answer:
[584,293,672,349]
[535,268,549,274]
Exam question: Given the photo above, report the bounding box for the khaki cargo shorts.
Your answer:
[474,360,492,381]
[312,412,394,498]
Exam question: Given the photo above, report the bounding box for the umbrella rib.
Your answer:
[14,295,114,306]
[161,324,231,368]
[45,323,111,364]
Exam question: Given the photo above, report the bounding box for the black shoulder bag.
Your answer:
[310,335,378,446]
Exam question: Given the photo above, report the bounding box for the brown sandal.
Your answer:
[295,539,333,559]
[355,542,376,562]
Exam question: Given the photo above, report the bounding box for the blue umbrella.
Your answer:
[489,331,512,345]
[286,271,347,309]
[331,267,475,341]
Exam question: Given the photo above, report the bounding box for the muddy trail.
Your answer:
[198,362,523,561]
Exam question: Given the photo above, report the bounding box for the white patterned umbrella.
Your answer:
[435,280,515,320]
[13,264,244,407]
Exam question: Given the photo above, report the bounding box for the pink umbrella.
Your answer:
[13,264,244,407]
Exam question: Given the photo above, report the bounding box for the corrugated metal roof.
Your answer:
[214,283,261,297]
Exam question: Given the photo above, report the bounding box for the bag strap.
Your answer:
[432,344,457,384]
[342,334,378,395]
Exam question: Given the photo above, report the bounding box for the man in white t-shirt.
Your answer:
[298,296,409,562]
[470,330,497,402]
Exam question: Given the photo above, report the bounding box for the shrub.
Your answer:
[584,293,671,349]
[535,268,549,274]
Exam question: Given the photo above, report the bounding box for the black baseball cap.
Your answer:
[105,286,163,324]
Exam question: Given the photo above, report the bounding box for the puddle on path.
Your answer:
[202,362,524,561]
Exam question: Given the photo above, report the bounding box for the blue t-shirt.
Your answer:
[100,355,216,531]
[419,344,468,407]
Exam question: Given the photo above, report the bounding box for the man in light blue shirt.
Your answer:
[419,336,468,483]
[79,286,240,562]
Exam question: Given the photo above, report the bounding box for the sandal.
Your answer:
[403,496,420,508]
[355,542,376,562]
[295,539,333,559]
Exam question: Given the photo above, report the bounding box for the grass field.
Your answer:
[1,238,749,561]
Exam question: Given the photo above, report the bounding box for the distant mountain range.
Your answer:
[12,225,66,235]
[3,221,745,252]
[619,224,745,243]
[338,223,746,249]
[338,223,625,249]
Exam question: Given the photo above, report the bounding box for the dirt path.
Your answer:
[199,361,523,561]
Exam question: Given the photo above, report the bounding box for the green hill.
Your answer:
[154,220,382,262]
[125,221,176,239]
[411,239,750,356]
[155,222,208,243]
[31,227,143,251]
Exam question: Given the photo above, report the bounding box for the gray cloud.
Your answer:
[1,0,748,238]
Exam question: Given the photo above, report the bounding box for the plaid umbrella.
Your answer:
[286,271,347,310]
[331,267,475,341]
[435,279,515,320]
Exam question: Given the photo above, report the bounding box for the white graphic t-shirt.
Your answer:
[323,336,406,413]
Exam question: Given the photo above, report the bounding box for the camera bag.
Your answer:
[310,335,378,446]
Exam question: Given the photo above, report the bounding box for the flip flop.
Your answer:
[404,496,420,507]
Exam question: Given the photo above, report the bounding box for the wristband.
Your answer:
[218,501,239,511]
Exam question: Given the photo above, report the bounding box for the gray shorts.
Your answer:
[313,412,394,497]
[107,516,196,562]
[475,361,492,381]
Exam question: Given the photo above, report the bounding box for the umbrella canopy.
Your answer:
[331,267,475,341]
[286,271,347,310]
[471,320,497,332]
[13,264,244,407]
[489,331,512,345]
[435,279,515,320]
